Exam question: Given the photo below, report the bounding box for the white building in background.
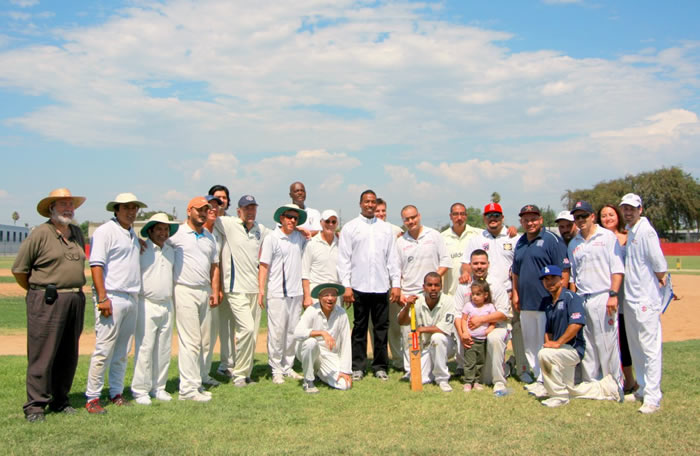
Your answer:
[0,224,30,255]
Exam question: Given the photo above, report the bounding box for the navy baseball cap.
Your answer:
[205,195,223,205]
[539,265,563,279]
[570,201,594,215]
[519,204,541,217]
[238,195,258,208]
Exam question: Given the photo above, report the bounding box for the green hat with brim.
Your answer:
[273,203,307,226]
[140,212,179,238]
[311,283,345,299]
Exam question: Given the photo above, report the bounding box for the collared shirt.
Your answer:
[414,293,455,347]
[298,206,322,232]
[441,225,481,295]
[139,239,175,302]
[89,218,141,293]
[215,216,269,294]
[459,301,497,340]
[453,274,511,327]
[544,289,586,359]
[294,303,351,374]
[12,221,86,288]
[168,223,218,288]
[396,227,451,295]
[337,214,401,293]
[513,229,570,312]
[302,232,339,292]
[624,217,667,304]
[388,223,403,238]
[463,227,520,292]
[259,227,306,298]
[568,226,624,294]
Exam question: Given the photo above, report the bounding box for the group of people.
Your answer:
[12,182,667,422]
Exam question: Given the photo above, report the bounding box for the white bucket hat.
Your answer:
[106,192,147,212]
[140,212,179,238]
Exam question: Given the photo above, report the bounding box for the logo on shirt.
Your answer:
[536,240,544,247]
[608,318,614,326]
[407,256,415,263]
[482,243,490,251]
[445,314,454,323]
[563,257,570,265]
[571,312,582,319]
[503,243,512,251]
[255,231,261,240]
[642,306,647,312]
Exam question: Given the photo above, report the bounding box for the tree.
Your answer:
[490,192,501,204]
[12,211,19,225]
[136,210,176,221]
[80,221,90,239]
[562,166,700,236]
[541,205,557,228]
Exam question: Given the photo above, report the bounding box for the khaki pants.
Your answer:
[174,284,212,396]
[225,292,261,381]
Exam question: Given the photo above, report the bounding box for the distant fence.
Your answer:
[660,243,700,256]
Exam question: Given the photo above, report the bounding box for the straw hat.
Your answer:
[36,188,86,218]
[106,193,147,212]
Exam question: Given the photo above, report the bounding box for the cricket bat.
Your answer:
[409,301,423,392]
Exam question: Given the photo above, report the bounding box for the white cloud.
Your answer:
[249,150,361,175]
[9,0,39,7]
[319,173,344,192]
[592,109,700,145]
[7,11,31,20]
[164,190,188,201]
[192,152,240,181]
[0,190,8,199]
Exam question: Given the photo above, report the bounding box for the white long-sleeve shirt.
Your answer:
[624,217,667,304]
[396,226,451,295]
[568,226,624,294]
[337,214,401,293]
[294,303,352,374]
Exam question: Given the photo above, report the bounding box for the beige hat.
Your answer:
[140,212,179,238]
[106,192,147,212]
[36,188,86,218]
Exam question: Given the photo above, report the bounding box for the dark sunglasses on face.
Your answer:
[485,212,502,218]
[282,213,299,221]
[324,219,337,225]
[574,213,591,221]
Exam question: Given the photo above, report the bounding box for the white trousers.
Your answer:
[539,346,619,402]
[624,299,663,407]
[174,284,211,396]
[520,310,547,381]
[225,292,261,381]
[405,332,455,384]
[267,296,302,375]
[482,327,511,386]
[202,305,218,382]
[217,296,235,371]
[581,293,622,383]
[131,297,173,397]
[296,338,350,390]
[86,291,137,400]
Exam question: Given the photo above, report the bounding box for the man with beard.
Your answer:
[555,211,578,246]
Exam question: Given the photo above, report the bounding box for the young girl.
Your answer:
[460,279,496,392]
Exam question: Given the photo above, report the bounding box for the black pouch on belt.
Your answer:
[44,284,58,305]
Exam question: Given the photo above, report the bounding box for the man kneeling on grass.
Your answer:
[536,265,623,408]
[294,283,353,394]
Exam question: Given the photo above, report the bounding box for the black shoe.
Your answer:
[26,413,46,423]
[50,405,78,415]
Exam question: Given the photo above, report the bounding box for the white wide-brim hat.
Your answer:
[140,212,179,238]
[106,192,147,212]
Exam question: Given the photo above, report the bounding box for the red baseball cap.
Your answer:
[483,202,503,214]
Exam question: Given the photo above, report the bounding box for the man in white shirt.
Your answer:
[169,196,220,402]
[215,194,269,387]
[568,201,624,384]
[375,198,403,238]
[442,202,481,296]
[131,213,179,405]
[394,205,451,376]
[619,193,667,414]
[337,190,401,381]
[398,272,456,392]
[302,209,340,309]
[259,204,307,384]
[86,192,147,413]
[289,182,321,239]
[294,283,353,394]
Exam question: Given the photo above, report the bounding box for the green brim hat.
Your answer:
[140,212,179,238]
[311,283,345,299]
[273,203,308,226]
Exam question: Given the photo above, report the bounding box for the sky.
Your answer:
[1,0,699,230]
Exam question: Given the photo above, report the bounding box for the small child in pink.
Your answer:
[460,279,496,391]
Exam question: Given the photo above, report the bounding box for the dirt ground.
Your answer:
[1,275,698,356]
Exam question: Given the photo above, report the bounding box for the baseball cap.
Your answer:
[238,195,258,208]
[519,204,541,217]
[539,265,563,279]
[187,196,211,211]
[555,211,574,222]
[206,195,223,205]
[483,202,503,215]
[321,209,338,221]
[570,201,594,215]
[619,193,642,208]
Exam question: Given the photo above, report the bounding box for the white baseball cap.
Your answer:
[321,209,338,221]
[620,193,642,208]
[555,211,574,222]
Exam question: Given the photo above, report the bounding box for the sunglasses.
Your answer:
[574,213,591,221]
[485,212,502,218]
[324,219,338,225]
[282,213,299,221]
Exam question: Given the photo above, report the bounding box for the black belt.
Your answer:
[29,284,83,293]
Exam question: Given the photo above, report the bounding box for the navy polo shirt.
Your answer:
[512,229,569,311]
[544,288,586,359]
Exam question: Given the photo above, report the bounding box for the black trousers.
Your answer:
[24,289,85,416]
[351,290,389,373]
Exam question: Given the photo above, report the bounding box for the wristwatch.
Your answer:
[608,290,618,297]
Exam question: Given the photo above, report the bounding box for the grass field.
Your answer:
[666,255,700,271]
[0,340,698,455]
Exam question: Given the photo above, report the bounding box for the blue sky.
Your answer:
[1,0,698,229]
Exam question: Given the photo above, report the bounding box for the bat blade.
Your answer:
[409,302,422,391]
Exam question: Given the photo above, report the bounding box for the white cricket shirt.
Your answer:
[168,223,218,288]
[89,218,141,294]
[623,217,667,304]
[463,227,520,292]
[139,239,175,302]
[302,232,339,291]
[414,293,455,346]
[294,303,352,374]
[215,216,269,294]
[568,225,624,294]
[396,227,451,295]
[259,227,306,298]
[441,225,481,295]
[298,206,322,232]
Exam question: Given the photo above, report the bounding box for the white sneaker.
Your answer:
[638,403,660,414]
[438,382,453,393]
[179,391,212,402]
[285,371,303,380]
[527,382,548,398]
[272,374,285,384]
[233,378,248,388]
[134,395,152,406]
[197,387,213,397]
[493,382,507,394]
[153,391,172,402]
[541,397,569,408]
[303,380,319,394]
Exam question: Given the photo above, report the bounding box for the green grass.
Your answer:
[0,295,96,334]
[0,340,698,454]
[0,256,16,269]
[666,255,700,271]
